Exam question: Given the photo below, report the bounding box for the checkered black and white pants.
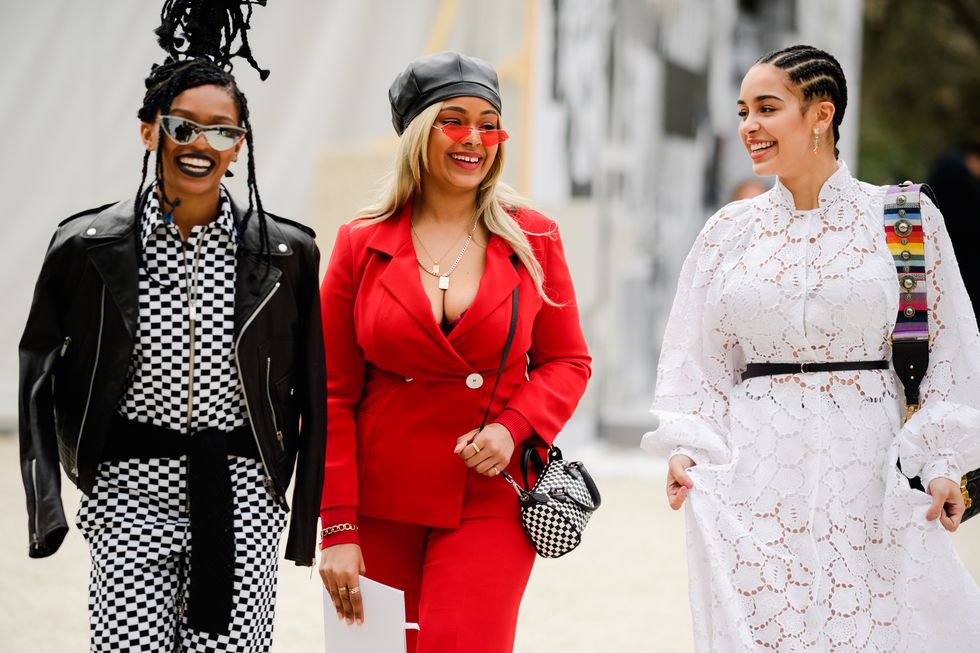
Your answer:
[76,456,286,652]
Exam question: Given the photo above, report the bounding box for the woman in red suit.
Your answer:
[318,51,591,652]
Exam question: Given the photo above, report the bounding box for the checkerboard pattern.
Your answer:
[116,188,247,432]
[521,459,597,558]
[76,456,286,652]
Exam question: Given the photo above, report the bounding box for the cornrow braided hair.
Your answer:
[134,0,271,285]
[757,45,848,158]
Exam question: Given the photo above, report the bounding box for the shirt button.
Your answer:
[277,243,288,252]
[465,373,484,389]
[86,227,97,235]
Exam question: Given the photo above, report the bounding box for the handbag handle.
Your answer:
[514,445,602,512]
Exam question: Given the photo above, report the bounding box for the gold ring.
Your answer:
[490,465,499,475]
[338,586,349,593]
[468,442,481,454]
[349,587,360,595]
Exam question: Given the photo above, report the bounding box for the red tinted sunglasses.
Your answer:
[432,123,509,147]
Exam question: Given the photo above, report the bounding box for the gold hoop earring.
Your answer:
[812,128,820,154]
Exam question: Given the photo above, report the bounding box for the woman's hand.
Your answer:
[455,424,515,477]
[927,477,965,532]
[667,454,695,510]
[319,543,366,624]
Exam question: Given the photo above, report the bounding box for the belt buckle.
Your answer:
[800,362,814,374]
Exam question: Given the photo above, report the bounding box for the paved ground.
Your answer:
[3,435,979,652]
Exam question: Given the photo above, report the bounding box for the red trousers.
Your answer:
[359,514,536,653]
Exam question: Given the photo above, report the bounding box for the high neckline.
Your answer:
[771,162,857,213]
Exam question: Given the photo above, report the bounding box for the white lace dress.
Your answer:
[642,164,980,652]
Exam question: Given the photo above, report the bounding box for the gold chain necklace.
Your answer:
[411,218,478,290]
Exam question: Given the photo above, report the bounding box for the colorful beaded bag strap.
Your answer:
[885,181,929,422]
[885,182,977,517]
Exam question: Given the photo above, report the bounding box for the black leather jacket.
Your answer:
[18,194,326,565]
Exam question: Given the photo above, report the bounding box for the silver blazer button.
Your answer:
[465,373,484,389]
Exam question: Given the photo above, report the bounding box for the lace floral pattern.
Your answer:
[643,164,980,651]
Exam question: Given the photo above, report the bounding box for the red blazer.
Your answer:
[319,202,591,541]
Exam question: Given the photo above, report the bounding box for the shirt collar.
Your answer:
[140,185,237,248]
[770,161,857,212]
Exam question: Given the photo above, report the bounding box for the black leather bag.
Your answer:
[962,470,980,521]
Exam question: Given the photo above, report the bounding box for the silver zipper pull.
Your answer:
[263,476,277,496]
[60,337,71,356]
[276,430,285,449]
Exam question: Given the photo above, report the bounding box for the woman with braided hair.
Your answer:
[643,45,980,650]
[17,1,325,651]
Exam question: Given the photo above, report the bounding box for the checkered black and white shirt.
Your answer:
[116,187,248,432]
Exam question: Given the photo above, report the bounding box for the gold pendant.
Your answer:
[438,276,450,290]
[431,263,440,275]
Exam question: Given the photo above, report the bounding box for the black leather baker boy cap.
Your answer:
[388,51,502,136]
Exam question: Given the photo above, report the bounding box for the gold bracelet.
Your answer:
[320,523,359,539]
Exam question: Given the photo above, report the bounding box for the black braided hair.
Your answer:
[134,0,271,282]
[756,45,848,158]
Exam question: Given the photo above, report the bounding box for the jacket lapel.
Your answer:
[447,236,520,342]
[82,198,141,339]
[232,200,287,335]
[80,194,293,339]
[372,205,454,348]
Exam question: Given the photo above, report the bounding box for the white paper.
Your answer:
[322,575,418,652]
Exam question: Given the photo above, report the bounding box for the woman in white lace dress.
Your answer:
[642,45,980,651]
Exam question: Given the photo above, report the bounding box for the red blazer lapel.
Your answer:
[448,235,521,342]
[370,204,471,367]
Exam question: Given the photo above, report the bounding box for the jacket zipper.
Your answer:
[234,281,283,503]
[51,336,71,404]
[183,225,208,432]
[30,459,40,546]
[265,357,285,450]
[187,293,196,429]
[72,286,106,477]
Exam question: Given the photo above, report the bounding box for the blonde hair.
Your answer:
[354,102,556,305]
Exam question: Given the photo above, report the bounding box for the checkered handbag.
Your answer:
[501,447,601,558]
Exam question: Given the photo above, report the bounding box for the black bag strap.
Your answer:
[479,255,520,430]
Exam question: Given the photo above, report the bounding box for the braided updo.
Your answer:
[135,0,271,273]
[756,45,848,158]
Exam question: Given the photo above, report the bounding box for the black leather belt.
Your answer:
[104,415,260,635]
[741,360,890,382]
